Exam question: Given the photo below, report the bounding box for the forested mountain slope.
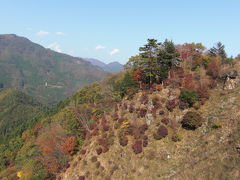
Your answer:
[0,88,46,173]
[0,34,107,105]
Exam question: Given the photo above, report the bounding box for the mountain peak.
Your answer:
[84,58,123,73]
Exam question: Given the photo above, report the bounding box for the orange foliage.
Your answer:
[207,58,221,79]
[132,67,142,82]
[36,125,67,174]
[182,74,195,90]
[61,136,78,155]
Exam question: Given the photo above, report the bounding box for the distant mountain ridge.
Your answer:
[0,34,107,105]
[84,58,123,73]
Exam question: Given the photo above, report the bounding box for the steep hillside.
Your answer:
[0,88,46,174]
[0,34,107,105]
[0,83,114,179]
[0,88,45,144]
[1,39,239,180]
[59,86,240,180]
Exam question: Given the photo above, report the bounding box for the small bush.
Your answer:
[112,113,118,121]
[140,93,148,104]
[132,140,142,154]
[129,103,135,113]
[181,111,203,130]
[172,133,181,142]
[102,146,109,153]
[161,118,170,125]
[152,107,157,118]
[80,149,86,155]
[119,135,128,146]
[166,99,178,112]
[159,110,165,115]
[118,118,125,123]
[143,135,148,140]
[95,161,101,168]
[114,122,121,129]
[139,108,147,118]
[103,124,110,131]
[212,122,222,129]
[78,176,85,180]
[179,101,188,110]
[152,96,161,109]
[143,140,148,147]
[91,156,98,163]
[153,125,168,140]
[179,89,199,107]
[139,124,148,133]
[123,103,128,110]
[96,147,102,155]
[91,128,99,136]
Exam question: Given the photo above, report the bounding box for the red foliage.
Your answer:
[155,84,163,91]
[182,74,195,90]
[119,134,128,146]
[97,138,105,146]
[118,118,125,123]
[132,67,142,82]
[80,149,86,155]
[154,125,168,140]
[102,146,109,153]
[129,103,135,113]
[132,140,143,154]
[36,125,68,174]
[159,110,165,115]
[96,147,102,155]
[166,99,178,112]
[78,176,85,180]
[139,108,147,118]
[161,118,170,125]
[196,83,209,100]
[143,140,148,147]
[89,123,96,130]
[139,124,148,134]
[102,124,110,131]
[207,59,221,79]
[163,78,171,86]
[61,136,78,155]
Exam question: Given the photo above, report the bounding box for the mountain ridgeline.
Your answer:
[0,34,107,105]
[84,58,123,73]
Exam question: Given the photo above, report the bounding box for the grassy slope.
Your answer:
[60,87,240,180]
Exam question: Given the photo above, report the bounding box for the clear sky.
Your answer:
[1,0,240,64]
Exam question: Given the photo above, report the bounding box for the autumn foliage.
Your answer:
[61,136,78,155]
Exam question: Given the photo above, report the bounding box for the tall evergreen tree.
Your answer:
[209,42,227,60]
[157,40,181,82]
[139,39,161,87]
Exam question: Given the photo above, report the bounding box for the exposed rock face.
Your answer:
[221,70,239,90]
[145,100,154,125]
[224,77,238,90]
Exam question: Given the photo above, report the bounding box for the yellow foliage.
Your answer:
[120,121,130,129]
[17,171,23,178]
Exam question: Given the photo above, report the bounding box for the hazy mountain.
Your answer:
[0,34,107,105]
[84,58,123,73]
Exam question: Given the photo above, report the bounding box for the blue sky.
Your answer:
[1,0,240,64]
